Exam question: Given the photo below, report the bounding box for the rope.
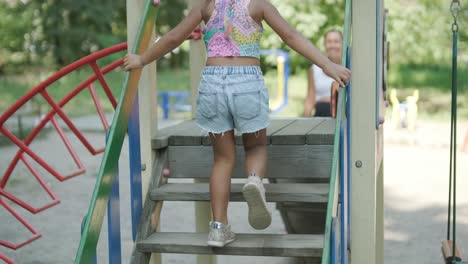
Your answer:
[447,0,460,262]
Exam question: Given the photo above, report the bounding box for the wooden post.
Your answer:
[186,1,215,264]
[127,1,159,263]
[350,0,384,263]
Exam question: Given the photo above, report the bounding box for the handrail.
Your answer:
[74,1,159,263]
[321,0,352,263]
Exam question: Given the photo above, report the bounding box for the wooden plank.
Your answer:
[271,118,325,145]
[306,118,336,145]
[266,119,298,136]
[167,120,205,146]
[441,240,462,263]
[137,233,323,259]
[152,120,205,149]
[199,118,297,146]
[166,145,332,179]
[234,118,297,145]
[151,183,328,203]
[153,118,331,148]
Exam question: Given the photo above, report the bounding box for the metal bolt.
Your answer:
[355,160,363,168]
[141,164,147,171]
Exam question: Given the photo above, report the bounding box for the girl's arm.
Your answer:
[303,66,316,117]
[262,0,351,87]
[124,3,204,70]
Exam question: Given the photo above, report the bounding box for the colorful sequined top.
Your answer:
[203,0,264,59]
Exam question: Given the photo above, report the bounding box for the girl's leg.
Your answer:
[210,130,236,225]
[242,128,267,177]
[242,128,271,230]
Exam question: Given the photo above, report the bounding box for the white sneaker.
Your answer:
[242,174,272,230]
[207,221,236,247]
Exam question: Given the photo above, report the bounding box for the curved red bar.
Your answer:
[0,198,42,251]
[0,43,127,126]
[0,252,15,264]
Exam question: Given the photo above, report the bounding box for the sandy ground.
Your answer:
[2,116,468,264]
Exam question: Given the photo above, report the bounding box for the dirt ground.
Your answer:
[2,117,468,264]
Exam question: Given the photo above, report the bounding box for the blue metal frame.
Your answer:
[107,161,122,264]
[259,49,290,114]
[376,0,385,128]
[346,47,352,253]
[340,121,348,264]
[103,88,142,263]
[158,91,191,120]
[128,95,143,242]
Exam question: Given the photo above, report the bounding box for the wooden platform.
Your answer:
[152,118,335,148]
[151,118,335,180]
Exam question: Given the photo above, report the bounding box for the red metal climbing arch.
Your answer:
[0,43,128,261]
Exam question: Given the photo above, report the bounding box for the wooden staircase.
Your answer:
[131,117,335,264]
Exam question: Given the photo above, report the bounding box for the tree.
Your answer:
[24,0,127,65]
[262,0,345,73]
[0,1,35,72]
[155,0,187,69]
[386,0,467,65]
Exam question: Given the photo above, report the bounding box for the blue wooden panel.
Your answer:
[128,95,143,241]
[107,164,122,264]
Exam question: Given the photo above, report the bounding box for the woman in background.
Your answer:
[303,29,343,117]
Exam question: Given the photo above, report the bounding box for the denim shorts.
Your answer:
[195,66,270,134]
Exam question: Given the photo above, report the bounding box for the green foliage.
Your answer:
[29,0,127,65]
[262,0,345,73]
[1,0,467,74]
[389,64,468,92]
[155,0,188,69]
[0,2,35,72]
[0,0,127,71]
[386,0,468,65]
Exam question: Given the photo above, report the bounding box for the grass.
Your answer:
[388,64,468,92]
[388,64,468,120]
[0,67,192,116]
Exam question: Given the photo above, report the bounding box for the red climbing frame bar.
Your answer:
[0,43,128,252]
[0,43,126,125]
[0,252,15,264]
[0,198,42,250]
[88,84,111,132]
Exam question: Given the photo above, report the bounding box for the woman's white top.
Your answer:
[312,64,334,102]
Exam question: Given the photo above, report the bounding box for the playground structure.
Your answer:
[0,43,127,258]
[0,0,385,263]
[389,89,419,131]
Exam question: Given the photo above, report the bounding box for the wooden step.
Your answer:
[151,183,329,203]
[165,145,332,179]
[137,232,323,260]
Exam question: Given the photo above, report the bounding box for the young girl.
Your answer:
[124,0,351,248]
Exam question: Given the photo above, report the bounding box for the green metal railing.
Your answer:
[74,1,159,263]
[321,0,352,263]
